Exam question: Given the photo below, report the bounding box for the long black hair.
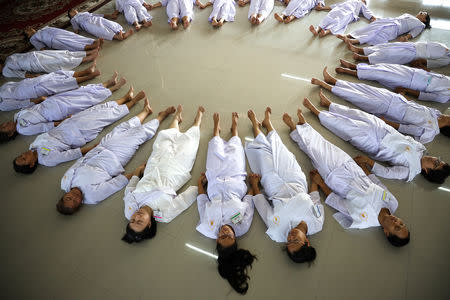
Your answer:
[121,216,157,244]
[216,228,256,295]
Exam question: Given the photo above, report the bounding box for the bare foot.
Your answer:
[297,108,306,124]
[311,78,320,85]
[282,113,296,131]
[212,18,218,27]
[336,34,346,41]
[182,17,190,29]
[335,67,346,74]
[133,90,146,103]
[126,85,134,101]
[284,15,295,24]
[347,39,357,51]
[217,20,224,27]
[340,59,354,69]
[143,97,152,114]
[318,30,326,38]
[194,106,205,125]
[323,66,335,84]
[319,90,331,107]
[175,104,183,123]
[116,77,127,89]
[88,61,97,73]
[309,25,318,36]
[303,98,314,111]
[247,109,260,126]
[99,38,104,48]
[158,106,176,119]
[107,71,119,85]
[170,21,178,30]
[231,112,238,133]
[92,68,101,77]
[135,23,142,31]
[274,13,284,23]
[261,107,272,129]
[213,112,221,134]
[143,20,152,27]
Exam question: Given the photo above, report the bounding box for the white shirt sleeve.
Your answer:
[196,193,209,223]
[160,186,198,223]
[38,148,82,167]
[30,37,46,51]
[82,174,129,205]
[0,98,32,111]
[371,162,410,181]
[360,4,374,20]
[160,0,168,6]
[408,23,424,38]
[418,91,448,103]
[2,65,26,78]
[252,193,273,228]
[237,195,255,236]
[17,122,55,136]
[124,175,140,197]
[398,124,424,138]
[70,19,80,31]
[427,57,450,69]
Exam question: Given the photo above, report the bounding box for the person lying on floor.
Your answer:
[274,0,324,24]
[114,0,153,30]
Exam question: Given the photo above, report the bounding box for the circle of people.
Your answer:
[0,0,449,295]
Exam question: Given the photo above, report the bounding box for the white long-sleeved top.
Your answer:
[196,136,252,238]
[356,63,450,103]
[30,26,95,51]
[116,0,152,24]
[331,79,441,144]
[30,101,129,167]
[62,117,159,204]
[0,70,77,111]
[70,12,123,40]
[14,84,111,136]
[290,123,397,229]
[253,191,324,242]
[319,103,426,181]
[123,126,201,222]
[350,13,425,45]
[318,0,374,35]
[282,0,323,19]
[2,50,86,78]
[363,41,450,68]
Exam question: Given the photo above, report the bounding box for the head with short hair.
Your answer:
[122,208,157,244]
[24,26,36,39]
[416,11,431,29]
[421,156,450,184]
[56,187,83,215]
[216,225,256,295]
[68,8,78,19]
[440,126,450,138]
[0,121,18,143]
[13,150,38,174]
[379,210,410,247]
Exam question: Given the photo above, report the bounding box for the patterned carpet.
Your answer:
[0,0,111,60]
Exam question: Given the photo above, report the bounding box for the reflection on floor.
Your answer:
[0,0,449,299]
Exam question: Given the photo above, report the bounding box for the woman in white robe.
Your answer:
[58,98,166,215]
[347,41,450,70]
[339,12,430,45]
[25,26,100,51]
[238,0,274,25]
[149,0,202,29]
[335,60,450,103]
[13,89,145,173]
[282,106,410,247]
[275,0,324,24]
[68,9,133,41]
[115,0,153,30]
[0,64,100,111]
[310,70,450,143]
[303,97,449,184]
[198,0,236,27]
[0,73,124,142]
[1,49,98,78]
[245,107,324,263]
[309,0,375,37]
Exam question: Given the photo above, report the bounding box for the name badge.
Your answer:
[312,204,321,218]
[153,210,163,220]
[40,147,51,156]
[231,212,243,224]
[381,191,388,203]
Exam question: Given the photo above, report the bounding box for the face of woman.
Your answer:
[15,150,37,167]
[422,156,445,172]
[0,121,16,137]
[217,225,236,248]
[129,208,151,233]
[286,221,309,254]
[416,11,428,23]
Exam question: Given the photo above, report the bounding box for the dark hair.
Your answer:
[440,126,450,138]
[287,244,317,264]
[216,239,256,295]
[387,231,410,247]
[121,216,157,244]
[421,163,450,184]
[424,13,431,29]
[0,130,18,143]
[56,195,82,215]
[13,158,38,174]
[68,9,73,19]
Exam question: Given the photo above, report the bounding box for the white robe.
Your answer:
[208,0,236,22]
[161,0,195,22]
[0,70,78,111]
[290,123,398,229]
[30,101,129,167]
[2,50,86,78]
[196,136,252,238]
[14,84,111,136]
[123,126,200,222]
[30,26,95,51]
[356,63,450,103]
[244,130,324,241]
[318,0,373,35]
[282,0,323,19]
[61,117,159,205]
[70,12,123,40]
[363,41,450,68]
[350,13,425,45]
[331,79,441,144]
[116,0,152,24]
[248,0,274,20]
[319,103,426,182]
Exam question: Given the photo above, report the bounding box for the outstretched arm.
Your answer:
[238,0,250,7]
[315,4,332,11]
[379,116,400,130]
[409,58,430,71]
[30,96,46,104]
[80,142,99,155]
[395,87,420,98]
[25,72,42,78]
[398,33,412,42]
[148,1,163,9]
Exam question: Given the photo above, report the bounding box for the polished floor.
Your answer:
[1,0,449,299]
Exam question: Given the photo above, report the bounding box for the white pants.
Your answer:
[166,0,194,22]
[248,0,274,20]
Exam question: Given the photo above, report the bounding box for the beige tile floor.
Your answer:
[0,0,449,299]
